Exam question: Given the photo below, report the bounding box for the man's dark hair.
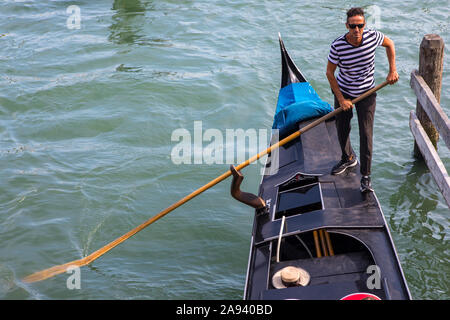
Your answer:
[346,7,365,21]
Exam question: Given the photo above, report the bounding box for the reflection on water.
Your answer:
[388,158,445,240]
[108,0,169,47]
[109,0,148,45]
[389,159,438,217]
[388,159,449,299]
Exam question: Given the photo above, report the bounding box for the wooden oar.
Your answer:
[23,80,389,283]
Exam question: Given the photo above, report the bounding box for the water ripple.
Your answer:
[0,0,448,300]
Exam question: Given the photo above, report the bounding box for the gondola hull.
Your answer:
[243,37,411,300]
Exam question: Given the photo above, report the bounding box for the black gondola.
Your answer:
[242,36,411,300]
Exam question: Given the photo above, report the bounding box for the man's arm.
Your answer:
[326,61,353,110]
[381,36,399,84]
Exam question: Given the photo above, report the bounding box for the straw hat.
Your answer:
[272,266,310,289]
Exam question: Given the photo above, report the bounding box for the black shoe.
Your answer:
[360,176,374,193]
[331,156,357,175]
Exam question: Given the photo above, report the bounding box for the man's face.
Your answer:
[346,15,365,42]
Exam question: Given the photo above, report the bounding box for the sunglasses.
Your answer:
[348,23,365,29]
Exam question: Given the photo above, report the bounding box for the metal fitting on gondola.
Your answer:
[229,165,266,210]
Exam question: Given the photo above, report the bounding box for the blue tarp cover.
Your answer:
[272,82,333,137]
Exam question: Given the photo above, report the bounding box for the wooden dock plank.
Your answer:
[409,111,450,207]
[410,69,450,149]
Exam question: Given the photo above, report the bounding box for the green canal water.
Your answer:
[0,0,448,299]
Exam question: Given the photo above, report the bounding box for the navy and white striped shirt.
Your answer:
[328,29,385,97]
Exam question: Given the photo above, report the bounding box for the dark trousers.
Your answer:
[334,91,376,176]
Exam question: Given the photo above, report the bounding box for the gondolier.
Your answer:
[326,7,399,192]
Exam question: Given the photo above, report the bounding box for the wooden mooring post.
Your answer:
[409,34,450,207]
[414,34,445,153]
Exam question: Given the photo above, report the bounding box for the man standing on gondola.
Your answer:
[326,7,399,193]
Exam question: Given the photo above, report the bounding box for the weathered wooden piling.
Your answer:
[414,34,444,155]
[409,34,449,207]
